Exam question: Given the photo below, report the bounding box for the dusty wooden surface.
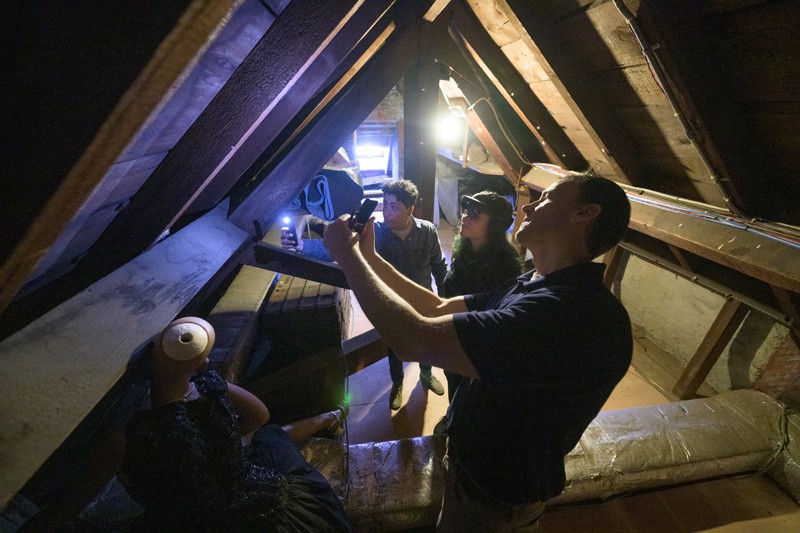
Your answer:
[0,205,248,508]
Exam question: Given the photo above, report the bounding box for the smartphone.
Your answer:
[281,221,298,246]
[347,199,378,233]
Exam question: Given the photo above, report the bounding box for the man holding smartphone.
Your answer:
[322,172,632,530]
[281,179,448,410]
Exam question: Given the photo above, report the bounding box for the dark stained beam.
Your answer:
[342,328,389,374]
[402,19,443,221]
[75,0,362,276]
[602,245,626,289]
[437,38,532,184]
[770,286,800,336]
[191,0,399,212]
[229,4,433,235]
[668,244,695,272]
[0,0,393,338]
[219,0,404,218]
[249,242,349,289]
[447,0,585,171]
[0,0,238,319]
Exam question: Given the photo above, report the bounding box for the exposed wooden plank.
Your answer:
[21,0,275,299]
[501,0,639,184]
[342,328,389,374]
[771,286,800,336]
[0,0,396,340]
[448,0,585,170]
[249,242,349,289]
[628,199,800,294]
[602,245,625,289]
[229,7,428,234]
[630,326,718,402]
[192,0,399,211]
[423,0,451,21]
[67,0,363,286]
[0,204,249,508]
[208,265,279,383]
[0,0,239,319]
[667,244,694,272]
[673,297,749,399]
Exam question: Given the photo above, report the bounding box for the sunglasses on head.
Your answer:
[460,196,486,220]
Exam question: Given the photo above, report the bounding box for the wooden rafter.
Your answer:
[0,205,249,508]
[447,0,585,171]
[0,0,242,319]
[771,286,800,336]
[437,37,531,183]
[0,0,396,338]
[501,0,639,184]
[602,245,626,289]
[673,297,749,399]
[403,17,445,221]
[230,4,432,235]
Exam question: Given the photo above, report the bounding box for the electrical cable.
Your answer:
[468,97,536,171]
[434,59,537,183]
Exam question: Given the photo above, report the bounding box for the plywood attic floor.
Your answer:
[337,219,800,532]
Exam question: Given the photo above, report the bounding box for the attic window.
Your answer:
[355,120,397,179]
[356,143,390,172]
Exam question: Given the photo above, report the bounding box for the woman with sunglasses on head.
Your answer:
[434,191,523,434]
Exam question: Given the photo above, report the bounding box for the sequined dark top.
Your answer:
[122,371,350,531]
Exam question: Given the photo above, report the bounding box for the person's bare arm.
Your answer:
[227,382,270,435]
[325,218,478,377]
[358,219,468,317]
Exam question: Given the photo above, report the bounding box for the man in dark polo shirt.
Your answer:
[323,172,632,531]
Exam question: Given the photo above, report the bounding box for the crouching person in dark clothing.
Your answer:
[323,172,632,531]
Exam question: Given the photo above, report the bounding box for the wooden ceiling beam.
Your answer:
[0,0,241,320]
[76,0,366,276]
[403,18,446,221]
[192,0,399,212]
[501,0,640,184]
[230,4,432,234]
[437,36,531,184]
[447,0,585,171]
[0,0,394,338]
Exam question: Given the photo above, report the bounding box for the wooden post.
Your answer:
[602,245,626,289]
[673,296,749,399]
